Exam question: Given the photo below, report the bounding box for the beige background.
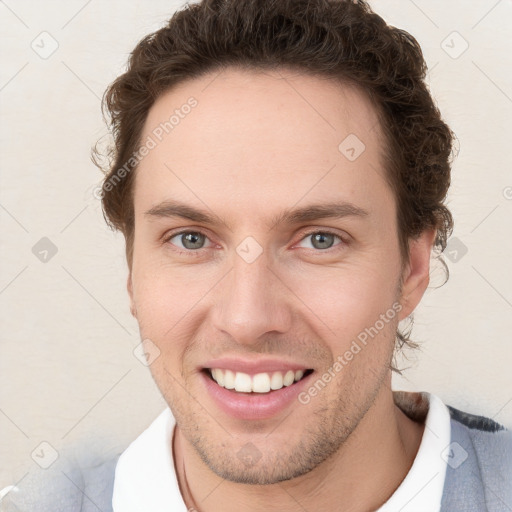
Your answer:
[1,0,511,491]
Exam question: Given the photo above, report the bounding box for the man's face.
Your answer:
[129,69,415,484]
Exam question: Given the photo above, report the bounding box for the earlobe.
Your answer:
[398,229,436,320]
[127,273,137,319]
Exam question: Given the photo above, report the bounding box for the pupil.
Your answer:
[183,232,203,249]
[313,233,333,249]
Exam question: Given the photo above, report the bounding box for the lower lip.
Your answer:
[201,371,314,420]
[201,372,314,420]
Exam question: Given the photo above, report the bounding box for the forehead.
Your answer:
[134,68,392,223]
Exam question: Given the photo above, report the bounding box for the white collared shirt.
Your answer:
[112,392,451,512]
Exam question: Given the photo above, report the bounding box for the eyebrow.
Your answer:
[144,199,369,230]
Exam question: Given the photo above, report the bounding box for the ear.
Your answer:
[398,229,436,321]
[127,273,137,319]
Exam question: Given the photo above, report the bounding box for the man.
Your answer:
[6,0,511,510]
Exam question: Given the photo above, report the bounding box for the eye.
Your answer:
[166,230,213,251]
[296,231,344,251]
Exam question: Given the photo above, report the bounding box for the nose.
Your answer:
[211,246,293,347]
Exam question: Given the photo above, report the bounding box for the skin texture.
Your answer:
[127,68,433,511]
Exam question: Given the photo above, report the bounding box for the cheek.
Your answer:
[130,258,218,354]
[285,261,401,338]
[132,246,196,313]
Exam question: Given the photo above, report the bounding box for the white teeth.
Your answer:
[210,368,308,393]
[270,372,284,390]
[224,369,235,389]
[215,368,225,387]
[283,370,295,386]
[234,372,252,392]
[252,373,271,393]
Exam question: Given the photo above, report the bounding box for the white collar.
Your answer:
[112,406,186,512]
[112,392,450,512]
[378,392,450,511]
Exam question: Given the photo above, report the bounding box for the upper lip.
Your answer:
[201,357,311,375]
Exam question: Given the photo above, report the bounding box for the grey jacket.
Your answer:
[5,406,511,511]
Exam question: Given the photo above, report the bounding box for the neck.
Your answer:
[173,381,424,512]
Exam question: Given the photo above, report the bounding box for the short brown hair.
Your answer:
[93,0,454,360]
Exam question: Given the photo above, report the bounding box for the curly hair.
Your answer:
[93,0,454,365]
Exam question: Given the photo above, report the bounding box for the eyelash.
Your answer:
[163,229,347,256]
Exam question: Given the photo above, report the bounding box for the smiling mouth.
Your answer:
[204,368,314,394]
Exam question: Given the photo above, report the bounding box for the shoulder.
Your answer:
[447,405,506,433]
[3,453,121,512]
[447,405,511,471]
[441,405,512,512]
[80,454,121,510]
